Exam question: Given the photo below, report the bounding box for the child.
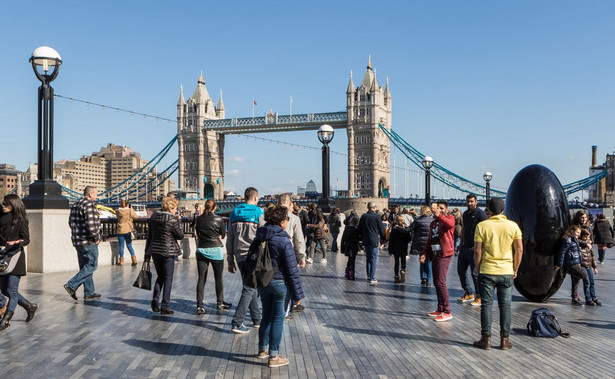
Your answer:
[341,217,360,280]
[389,216,411,283]
[578,229,601,305]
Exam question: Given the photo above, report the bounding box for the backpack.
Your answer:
[527,308,570,338]
[242,240,277,288]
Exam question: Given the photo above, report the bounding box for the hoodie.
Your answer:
[227,203,264,264]
[253,224,305,301]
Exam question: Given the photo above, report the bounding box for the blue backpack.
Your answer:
[527,308,570,338]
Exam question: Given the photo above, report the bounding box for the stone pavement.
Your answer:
[2,247,615,378]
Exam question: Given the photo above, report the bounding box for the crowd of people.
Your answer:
[0,186,613,362]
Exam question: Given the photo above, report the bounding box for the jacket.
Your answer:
[253,224,305,301]
[145,211,184,258]
[557,236,582,267]
[329,213,342,234]
[307,215,327,240]
[423,214,455,258]
[286,212,306,263]
[461,207,488,249]
[579,241,596,269]
[409,214,434,255]
[195,213,225,249]
[116,207,137,235]
[358,210,385,248]
[593,220,615,244]
[0,211,30,276]
[226,203,264,264]
[341,225,360,256]
[69,197,101,246]
[389,225,410,257]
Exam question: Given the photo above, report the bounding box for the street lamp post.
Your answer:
[483,171,493,204]
[317,124,334,212]
[421,156,433,205]
[23,46,68,209]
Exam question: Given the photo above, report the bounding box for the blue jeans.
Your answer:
[583,267,597,299]
[331,232,339,252]
[457,247,478,295]
[258,279,287,356]
[365,246,379,281]
[152,255,175,307]
[232,261,262,326]
[67,243,99,297]
[479,274,513,337]
[420,260,432,283]
[117,233,136,258]
[0,275,27,312]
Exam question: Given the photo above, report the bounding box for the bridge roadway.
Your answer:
[3,246,614,378]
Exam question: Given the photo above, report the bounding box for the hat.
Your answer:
[488,198,505,215]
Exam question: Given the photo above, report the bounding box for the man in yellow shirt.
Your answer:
[472,198,523,350]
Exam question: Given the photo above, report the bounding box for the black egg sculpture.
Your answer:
[505,164,569,302]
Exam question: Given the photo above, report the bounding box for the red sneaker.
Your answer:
[434,313,453,322]
[427,311,442,318]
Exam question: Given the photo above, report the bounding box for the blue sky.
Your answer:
[2,1,614,199]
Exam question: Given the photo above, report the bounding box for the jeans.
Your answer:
[152,255,175,307]
[567,264,590,302]
[454,237,461,251]
[479,274,513,337]
[0,275,27,312]
[432,255,452,313]
[598,247,606,263]
[420,260,432,283]
[117,233,135,258]
[232,261,262,326]
[196,256,225,306]
[331,232,339,252]
[67,243,99,297]
[457,247,478,295]
[583,267,597,299]
[258,279,287,357]
[365,246,379,281]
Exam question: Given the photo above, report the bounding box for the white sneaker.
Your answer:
[306,258,313,264]
[321,258,327,263]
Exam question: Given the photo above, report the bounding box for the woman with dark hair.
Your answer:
[572,210,592,235]
[306,207,328,263]
[254,205,304,368]
[194,199,231,315]
[409,205,434,286]
[593,213,614,264]
[555,225,592,305]
[145,196,184,315]
[116,199,138,266]
[0,194,37,330]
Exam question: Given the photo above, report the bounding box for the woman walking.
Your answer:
[116,199,138,266]
[0,194,37,330]
[145,196,184,315]
[194,199,231,314]
[593,214,614,264]
[255,206,304,368]
[306,208,328,263]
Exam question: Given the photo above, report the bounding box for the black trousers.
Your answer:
[152,255,175,307]
[196,255,225,306]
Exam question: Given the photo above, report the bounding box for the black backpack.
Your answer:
[242,240,277,288]
[527,308,570,338]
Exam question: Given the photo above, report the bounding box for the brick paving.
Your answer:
[2,247,615,378]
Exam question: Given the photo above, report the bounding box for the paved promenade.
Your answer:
[3,247,615,378]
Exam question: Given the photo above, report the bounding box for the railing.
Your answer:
[100,218,196,241]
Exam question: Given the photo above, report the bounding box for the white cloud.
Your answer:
[231,157,248,163]
[227,169,241,177]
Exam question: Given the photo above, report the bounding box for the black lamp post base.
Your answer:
[318,197,336,213]
[23,180,69,209]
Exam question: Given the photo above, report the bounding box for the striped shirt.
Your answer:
[69,197,101,247]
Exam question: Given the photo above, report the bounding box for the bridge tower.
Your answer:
[346,58,392,198]
[177,72,225,199]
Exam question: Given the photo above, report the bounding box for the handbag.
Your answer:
[132,260,152,290]
[0,246,22,276]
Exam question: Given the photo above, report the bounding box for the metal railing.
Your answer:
[100,218,195,241]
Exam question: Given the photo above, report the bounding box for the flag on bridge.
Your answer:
[253,99,257,106]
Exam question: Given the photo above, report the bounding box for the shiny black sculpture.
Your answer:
[505,164,569,302]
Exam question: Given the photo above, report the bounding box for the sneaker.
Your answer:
[321,258,327,263]
[217,302,232,310]
[600,261,604,265]
[428,311,442,318]
[196,306,206,315]
[232,324,250,334]
[292,304,305,312]
[593,299,602,306]
[257,350,269,359]
[84,293,101,300]
[571,299,583,306]
[160,306,174,315]
[586,301,596,306]
[63,284,78,301]
[457,293,475,303]
[434,313,453,322]
[470,297,482,306]
[420,278,427,286]
[306,258,313,264]
[253,321,261,329]
[268,355,290,368]
[370,280,378,285]
[285,314,293,321]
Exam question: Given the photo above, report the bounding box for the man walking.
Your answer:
[457,194,488,306]
[358,202,385,284]
[421,200,455,322]
[64,186,102,301]
[473,198,523,350]
[228,187,264,334]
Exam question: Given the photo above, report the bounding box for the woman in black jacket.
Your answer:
[0,194,37,330]
[194,199,231,314]
[145,196,184,315]
[593,214,615,264]
[409,205,434,286]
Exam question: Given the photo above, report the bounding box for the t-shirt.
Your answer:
[474,214,522,275]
